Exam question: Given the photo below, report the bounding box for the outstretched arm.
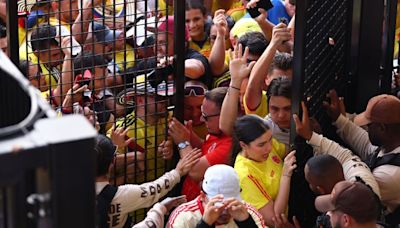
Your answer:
[245,23,291,111]
[220,44,255,135]
[209,9,228,76]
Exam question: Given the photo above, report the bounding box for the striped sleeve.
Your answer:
[167,200,202,228]
[245,203,268,228]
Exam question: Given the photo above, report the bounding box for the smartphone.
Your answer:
[279,17,289,25]
[248,0,274,18]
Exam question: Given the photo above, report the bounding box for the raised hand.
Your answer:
[229,44,256,84]
[225,198,250,222]
[247,0,267,23]
[272,214,301,228]
[175,148,202,176]
[160,195,187,213]
[202,195,226,225]
[293,101,312,140]
[282,151,297,177]
[270,23,292,48]
[168,117,191,145]
[62,83,87,113]
[60,37,72,57]
[158,139,173,160]
[322,90,341,121]
[213,9,227,36]
[111,126,134,148]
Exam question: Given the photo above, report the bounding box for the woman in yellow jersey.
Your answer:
[232,114,296,226]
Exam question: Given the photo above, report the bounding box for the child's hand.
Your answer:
[111,126,134,148]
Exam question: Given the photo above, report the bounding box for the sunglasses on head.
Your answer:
[184,85,207,97]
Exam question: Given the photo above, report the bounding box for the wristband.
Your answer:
[229,85,240,91]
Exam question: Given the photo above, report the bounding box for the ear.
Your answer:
[342,213,351,227]
[265,75,272,86]
[239,141,248,150]
[315,185,326,195]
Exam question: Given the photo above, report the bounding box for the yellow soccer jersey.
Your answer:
[114,43,135,71]
[211,0,243,14]
[189,39,212,58]
[19,17,69,89]
[234,138,285,209]
[108,113,168,183]
[158,0,174,17]
[243,90,269,118]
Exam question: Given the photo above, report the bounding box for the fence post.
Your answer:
[6,0,19,65]
[173,0,185,122]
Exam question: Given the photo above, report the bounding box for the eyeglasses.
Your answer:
[185,85,207,97]
[201,112,220,121]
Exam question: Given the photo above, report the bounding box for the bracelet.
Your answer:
[282,173,292,177]
[61,107,73,114]
[229,85,240,91]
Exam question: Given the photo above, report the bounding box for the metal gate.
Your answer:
[289,0,396,226]
[2,0,186,225]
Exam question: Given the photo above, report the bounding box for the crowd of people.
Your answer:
[1,0,400,227]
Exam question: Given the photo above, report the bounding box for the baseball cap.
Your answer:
[91,22,123,44]
[315,181,380,223]
[202,165,242,201]
[354,94,400,126]
[230,18,262,39]
[18,0,47,13]
[157,16,190,42]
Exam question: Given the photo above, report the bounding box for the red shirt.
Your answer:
[181,134,232,201]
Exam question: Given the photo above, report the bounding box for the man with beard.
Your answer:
[168,87,232,201]
[324,91,400,224]
[315,181,380,228]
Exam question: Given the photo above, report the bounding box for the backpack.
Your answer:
[96,184,132,228]
[368,151,400,227]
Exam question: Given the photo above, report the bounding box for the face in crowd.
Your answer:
[184,82,207,126]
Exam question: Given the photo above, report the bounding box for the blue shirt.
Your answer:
[267,0,291,25]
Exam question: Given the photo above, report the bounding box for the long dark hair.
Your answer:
[230,115,270,165]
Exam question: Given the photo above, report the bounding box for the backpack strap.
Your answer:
[97,184,118,228]
[385,206,400,226]
[368,151,400,170]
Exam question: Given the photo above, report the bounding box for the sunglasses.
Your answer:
[29,71,41,81]
[185,85,207,97]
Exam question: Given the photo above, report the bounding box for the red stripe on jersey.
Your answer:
[248,175,272,201]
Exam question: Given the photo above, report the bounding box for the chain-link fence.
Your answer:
[289,0,353,226]
[1,0,186,225]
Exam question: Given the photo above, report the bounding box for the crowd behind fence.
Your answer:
[1,0,400,227]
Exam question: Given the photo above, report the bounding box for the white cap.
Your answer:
[202,165,242,200]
